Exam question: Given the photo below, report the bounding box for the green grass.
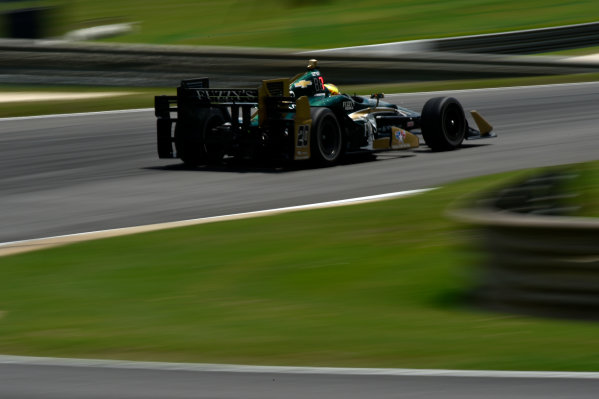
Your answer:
[54,0,599,49]
[3,73,599,118]
[561,163,599,217]
[343,73,599,97]
[0,162,597,370]
[542,45,599,56]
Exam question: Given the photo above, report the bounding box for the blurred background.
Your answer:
[1,0,598,380]
[1,0,598,46]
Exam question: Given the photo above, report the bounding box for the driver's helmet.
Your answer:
[290,59,327,98]
[324,83,340,96]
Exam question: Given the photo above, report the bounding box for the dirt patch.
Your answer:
[0,92,133,103]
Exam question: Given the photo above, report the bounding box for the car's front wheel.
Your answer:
[421,97,466,151]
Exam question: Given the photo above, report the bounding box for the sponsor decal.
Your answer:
[315,76,325,91]
[294,80,313,89]
[297,125,310,147]
[395,129,407,144]
[295,124,311,160]
[195,89,258,102]
[342,101,354,111]
[407,121,414,128]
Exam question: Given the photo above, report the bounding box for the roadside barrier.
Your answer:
[317,21,599,55]
[433,21,599,54]
[1,39,598,87]
[450,172,599,320]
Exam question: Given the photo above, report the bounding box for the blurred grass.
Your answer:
[0,162,597,370]
[61,0,599,48]
[542,45,599,56]
[3,73,599,118]
[342,73,599,96]
[561,163,599,217]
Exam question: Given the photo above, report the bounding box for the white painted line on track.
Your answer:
[0,189,433,257]
[1,355,598,379]
[0,108,152,122]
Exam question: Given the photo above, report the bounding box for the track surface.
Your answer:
[1,83,599,398]
[2,362,599,399]
[2,82,598,244]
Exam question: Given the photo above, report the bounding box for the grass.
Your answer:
[561,163,599,217]
[66,0,599,49]
[0,162,597,370]
[3,73,599,118]
[342,73,599,97]
[5,1,599,49]
[543,45,599,56]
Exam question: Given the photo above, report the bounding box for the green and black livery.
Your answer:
[154,59,495,166]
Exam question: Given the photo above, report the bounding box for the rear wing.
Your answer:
[154,77,312,160]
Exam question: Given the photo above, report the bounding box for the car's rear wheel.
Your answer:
[310,108,344,166]
[175,119,202,166]
[421,97,466,151]
[175,108,227,166]
[202,112,227,164]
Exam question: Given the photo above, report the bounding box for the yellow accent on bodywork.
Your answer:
[348,107,398,120]
[373,138,391,150]
[258,78,290,127]
[470,110,493,136]
[294,96,311,160]
[294,80,312,89]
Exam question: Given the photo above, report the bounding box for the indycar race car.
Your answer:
[154,59,495,166]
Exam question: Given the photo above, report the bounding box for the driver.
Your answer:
[324,83,340,96]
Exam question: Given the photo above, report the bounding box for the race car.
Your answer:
[154,59,495,166]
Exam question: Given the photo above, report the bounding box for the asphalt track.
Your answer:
[2,361,599,399]
[2,82,598,244]
[1,82,599,398]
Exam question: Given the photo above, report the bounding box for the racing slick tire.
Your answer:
[201,111,228,164]
[310,107,344,166]
[175,108,227,166]
[421,97,466,151]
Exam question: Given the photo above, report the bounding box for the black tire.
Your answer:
[202,112,227,164]
[421,97,466,151]
[310,108,344,166]
[175,108,226,166]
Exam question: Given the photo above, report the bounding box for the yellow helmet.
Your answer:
[324,83,340,96]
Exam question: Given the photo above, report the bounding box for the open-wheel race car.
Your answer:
[154,59,496,166]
